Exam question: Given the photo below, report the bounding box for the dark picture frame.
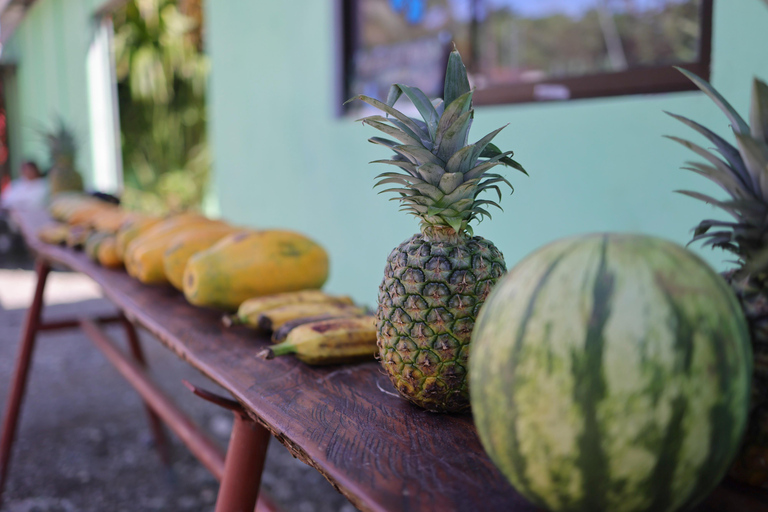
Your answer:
[337,0,713,114]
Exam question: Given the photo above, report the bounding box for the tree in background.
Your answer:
[113,0,209,214]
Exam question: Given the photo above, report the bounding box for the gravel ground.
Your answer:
[0,267,356,512]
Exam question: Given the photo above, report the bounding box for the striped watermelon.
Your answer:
[470,234,752,512]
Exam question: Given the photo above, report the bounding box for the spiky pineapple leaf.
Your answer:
[676,67,750,135]
[743,245,768,275]
[481,143,528,175]
[411,183,444,201]
[436,110,474,162]
[734,133,768,199]
[362,118,423,146]
[444,47,471,110]
[666,136,758,198]
[750,79,768,144]
[446,145,477,174]
[681,162,746,198]
[470,125,509,166]
[417,163,444,186]
[385,84,402,108]
[370,159,419,177]
[395,84,440,141]
[665,112,752,191]
[464,161,503,181]
[438,172,464,194]
[349,94,429,141]
[446,216,465,234]
[393,145,445,167]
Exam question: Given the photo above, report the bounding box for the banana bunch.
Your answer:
[259,316,377,365]
[224,290,356,328]
[37,223,71,245]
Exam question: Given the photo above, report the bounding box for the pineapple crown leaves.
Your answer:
[37,117,78,166]
[668,67,768,274]
[346,47,526,236]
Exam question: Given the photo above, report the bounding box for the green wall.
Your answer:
[206,0,768,306]
[2,0,107,184]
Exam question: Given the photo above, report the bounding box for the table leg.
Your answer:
[0,260,50,502]
[182,382,276,512]
[119,315,171,466]
[215,412,271,512]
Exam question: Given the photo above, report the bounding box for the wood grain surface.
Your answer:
[12,209,768,512]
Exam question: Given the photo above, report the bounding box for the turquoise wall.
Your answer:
[206,0,768,306]
[2,0,107,183]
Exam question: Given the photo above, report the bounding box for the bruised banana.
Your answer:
[223,290,355,327]
[37,223,70,245]
[253,303,364,333]
[271,313,362,343]
[258,316,377,365]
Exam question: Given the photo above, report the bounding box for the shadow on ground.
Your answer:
[0,284,356,511]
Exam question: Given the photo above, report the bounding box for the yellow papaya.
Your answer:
[67,203,120,227]
[126,219,223,284]
[183,230,329,311]
[91,209,140,234]
[163,224,240,291]
[115,216,163,259]
[97,236,122,268]
[84,232,110,261]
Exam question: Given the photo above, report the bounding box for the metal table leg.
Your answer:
[184,382,276,512]
[0,259,50,503]
[120,315,171,465]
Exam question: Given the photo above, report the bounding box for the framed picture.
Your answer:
[338,0,713,112]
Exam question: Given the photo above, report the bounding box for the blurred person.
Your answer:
[0,161,48,210]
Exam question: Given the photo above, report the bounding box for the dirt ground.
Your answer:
[0,267,357,512]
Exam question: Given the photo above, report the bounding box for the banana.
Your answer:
[258,316,377,365]
[223,290,355,327]
[65,225,93,249]
[271,313,361,343]
[253,303,364,333]
[37,223,70,245]
[97,236,123,268]
[85,232,111,261]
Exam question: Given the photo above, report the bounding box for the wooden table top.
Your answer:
[11,208,768,512]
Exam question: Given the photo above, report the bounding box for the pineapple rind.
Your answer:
[377,232,506,412]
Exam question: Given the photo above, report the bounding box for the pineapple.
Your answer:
[668,69,768,485]
[43,120,84,196]
[349,48,526,412]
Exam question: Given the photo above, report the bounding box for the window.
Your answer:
[338,0,713,112]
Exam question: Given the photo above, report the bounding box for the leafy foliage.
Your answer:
[669,70,768,276]
[350,48,526,235]
[113,0,209,214]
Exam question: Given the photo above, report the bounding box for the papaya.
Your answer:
[97,236,122,268]
[163,224,241,291]
[183,230,329,311]
[84,232,110,261]
[67,203,120,227]
[126,218,224,284]
[116,216,163,259]
[91,209,141,234]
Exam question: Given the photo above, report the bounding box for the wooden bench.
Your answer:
[1,208,767,511]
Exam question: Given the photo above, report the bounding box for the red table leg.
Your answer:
[0,260,50,503]
[183,382,276,512]
[119,315,172,465]
[215,412,271,512]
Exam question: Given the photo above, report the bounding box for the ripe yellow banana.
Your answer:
[223,290,355,327]
[259,316,377,365]
[271,313,362,343]
[254,303,364,333]
[37,223,70,245]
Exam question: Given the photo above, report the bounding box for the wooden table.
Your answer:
[1,208,767,512]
